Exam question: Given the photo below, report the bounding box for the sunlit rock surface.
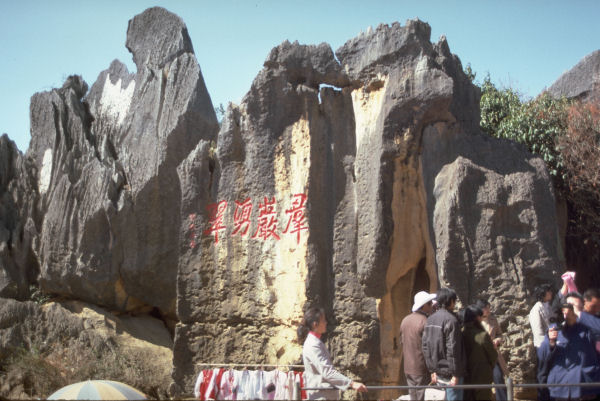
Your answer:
[172,20,560,396]
[26,7,218,318]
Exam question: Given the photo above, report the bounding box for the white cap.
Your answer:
[412,291,437,312]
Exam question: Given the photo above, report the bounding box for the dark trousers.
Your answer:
[536,346,552,401]
[405,373,429,401]
[493,363,507,401]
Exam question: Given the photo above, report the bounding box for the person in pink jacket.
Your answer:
[298,307,367,400]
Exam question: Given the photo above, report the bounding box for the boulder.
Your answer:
[0,135,39,300]
[27,7,219,317]
[547,49,600,102]
[0,298,173,399]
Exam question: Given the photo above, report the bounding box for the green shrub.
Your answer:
[480,76,571,183]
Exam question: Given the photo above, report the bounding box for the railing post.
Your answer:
[294,380,301,400]
[506,377,514,401]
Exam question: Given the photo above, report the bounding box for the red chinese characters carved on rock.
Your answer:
[196,194,308,246]
[203,200,228,244]
[252,196,280,241]
[283,193,308,244]
[232,198,253,236]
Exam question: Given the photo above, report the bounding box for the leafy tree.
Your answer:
[479,76,570,183]
[558,102,600,237]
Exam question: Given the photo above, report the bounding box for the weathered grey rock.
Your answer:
[172,19,559,396]
[0,135,39,300]
[547,49,600,102]
[27,7,218,317]
[0,298,173,399]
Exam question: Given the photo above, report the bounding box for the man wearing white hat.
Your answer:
[399,291,437,401]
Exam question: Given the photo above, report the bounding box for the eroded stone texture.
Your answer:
[0,135,39,300]
[28,7,218,317]
[173,20,560,396]
[548,50,600,102]
[0,298,173,398]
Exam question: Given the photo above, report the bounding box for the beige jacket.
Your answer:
[482,313,509,376]
[302,333,352,400]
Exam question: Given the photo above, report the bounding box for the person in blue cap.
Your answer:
[537,303,600,401]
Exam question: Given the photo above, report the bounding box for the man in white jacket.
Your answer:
[299,307,367,400]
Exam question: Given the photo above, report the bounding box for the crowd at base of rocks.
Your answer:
[397,278,600,401]
[529,271,600,401]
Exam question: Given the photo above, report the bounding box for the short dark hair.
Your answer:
[463,305,483,325]
[436,288,457,309]
[475,299,490,310]
[534,284,553,302]
[561,303,574,311]
[565,292,584,303]
[584,288,600,301]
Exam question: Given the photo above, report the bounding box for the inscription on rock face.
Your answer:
[191,193,308,246]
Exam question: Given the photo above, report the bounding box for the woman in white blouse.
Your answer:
[298,307,367,400]
[529,284,554,348]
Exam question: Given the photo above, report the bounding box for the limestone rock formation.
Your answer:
[172,20,560,396]
[27,7,218,318]
[547,49,600,102]
[0,135,39,300]
[0,298,172,399]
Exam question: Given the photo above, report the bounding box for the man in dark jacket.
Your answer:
[537,304,600,400]
[422,287,466,401]
[399,291,436,401]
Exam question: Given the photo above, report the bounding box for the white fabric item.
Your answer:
[218,369,236,400]
[194,370,205,399]
[287,371,296,400]
[262,370,277,400]
[274,370,290,400]
[205,368,221,400]
[239,370,252,400]
[424,386,446,400]
[248,370,265,400]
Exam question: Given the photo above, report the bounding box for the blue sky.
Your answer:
[1,0,599,152]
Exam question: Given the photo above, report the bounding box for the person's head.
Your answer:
[583,288,600,315]
[297,307,326,342]
[534,284,553,303]
[561,303,577,326]
[474,299,491,319]
[412,291,437,315]
[463,305,484,326]
[565,292,584,313]
[548,322,559,337]
[436,288,457,311]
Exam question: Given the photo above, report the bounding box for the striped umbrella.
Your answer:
[47,380,146,400]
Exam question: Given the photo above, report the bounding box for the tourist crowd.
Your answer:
[196,273,600,400]
[297,271,600,401]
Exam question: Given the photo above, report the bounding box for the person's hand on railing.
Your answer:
[449,376,458,386]
[430,372,437,384]
[351,381,367,392]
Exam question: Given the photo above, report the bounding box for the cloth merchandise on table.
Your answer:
[194,368,305,400]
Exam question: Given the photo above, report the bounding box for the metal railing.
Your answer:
[297,378,600,400]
